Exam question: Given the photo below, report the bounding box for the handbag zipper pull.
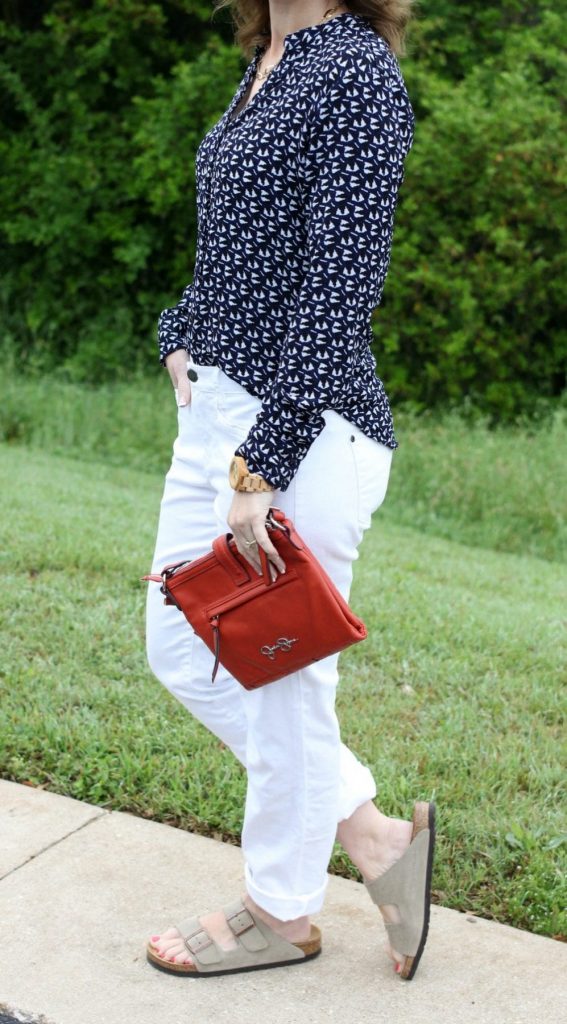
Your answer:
[211,615,220,683]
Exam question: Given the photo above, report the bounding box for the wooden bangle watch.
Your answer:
[229,455,273,492]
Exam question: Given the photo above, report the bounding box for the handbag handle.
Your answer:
[143,511,291,590]
[212,533,275,588]
[213,535,251,585]
[212,507,291,587]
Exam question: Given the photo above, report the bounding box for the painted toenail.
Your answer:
[151,935,160,942]
[395,962,401,973]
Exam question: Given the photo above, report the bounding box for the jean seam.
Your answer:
[346,429,363,530]
[286,471,337,905]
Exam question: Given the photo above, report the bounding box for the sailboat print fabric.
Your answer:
[157,11,415,491]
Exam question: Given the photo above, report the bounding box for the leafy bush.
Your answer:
[0,0,239,379]
[406,0,549,82]
[375,9,567,418]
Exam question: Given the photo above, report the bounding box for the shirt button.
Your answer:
[187,368,199,382]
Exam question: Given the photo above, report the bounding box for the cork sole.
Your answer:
[399,801,436,981]
[146,924,322,977]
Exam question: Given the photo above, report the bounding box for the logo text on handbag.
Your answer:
[260,637,299,660]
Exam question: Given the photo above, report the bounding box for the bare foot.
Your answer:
[149,893,311,967]
[337,801,413,972]
[150,908,237,966]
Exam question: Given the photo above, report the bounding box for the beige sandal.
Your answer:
[365,801,436,980]
[146,898,322,977]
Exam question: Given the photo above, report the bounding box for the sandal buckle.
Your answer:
[185,928,213,954]
[227,908,255,937]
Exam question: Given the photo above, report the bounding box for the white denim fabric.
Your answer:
[145,358,394,919]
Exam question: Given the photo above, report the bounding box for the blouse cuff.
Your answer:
[234,408,325,492]
[157,283,194,365]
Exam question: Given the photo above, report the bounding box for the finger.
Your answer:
[237,545,280,582]
[252,521,286,574]
[176,382,192,407]
[165,350,186,382]
[233,537,263,576]
[236,533,283,578]
[250,543,277,582]
[229,525,261,571]
[233,532,280,579]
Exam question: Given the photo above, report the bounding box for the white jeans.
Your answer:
[145,359,394,919]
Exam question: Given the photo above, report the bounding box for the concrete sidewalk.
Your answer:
[0,780,565,1024]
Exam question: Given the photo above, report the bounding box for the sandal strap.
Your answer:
[176,915,223,966]
[176,900,308,974]
[365,827,430,956]
[223,898,270,953]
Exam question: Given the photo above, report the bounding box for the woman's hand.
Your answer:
[228,490,286,583]
[165,348,192,406]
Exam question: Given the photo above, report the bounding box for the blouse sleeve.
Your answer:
[234,51,414,491]
[157,282,194,366]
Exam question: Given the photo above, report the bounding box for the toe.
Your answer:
[172,950,193,965]
[392,950,405,972]
[384,938,404,970]
[151,927,193,966]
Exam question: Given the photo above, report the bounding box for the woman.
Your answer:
[145,0,435,981]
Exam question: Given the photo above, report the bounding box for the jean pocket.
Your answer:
[216,389,262,434]
[348,427,393,530]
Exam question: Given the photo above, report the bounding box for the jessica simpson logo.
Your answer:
[260,637,299,661]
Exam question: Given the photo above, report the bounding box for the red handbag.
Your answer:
[142,506,367,691]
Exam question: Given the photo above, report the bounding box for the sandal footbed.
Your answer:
[398,802,436,980]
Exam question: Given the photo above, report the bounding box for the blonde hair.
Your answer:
[212,1,416,59]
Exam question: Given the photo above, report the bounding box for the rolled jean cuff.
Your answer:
[337,747,377,822]
[244,863,330,919]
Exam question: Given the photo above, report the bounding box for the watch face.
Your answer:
[230,456,247,488]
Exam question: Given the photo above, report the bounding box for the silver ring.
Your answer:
[244,538,258,548]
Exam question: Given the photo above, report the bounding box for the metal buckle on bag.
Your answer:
[266,508,286,532]
[159,561,191,605]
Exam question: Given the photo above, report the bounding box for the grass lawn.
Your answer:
[1,441,565,940]
[1,371,566,563]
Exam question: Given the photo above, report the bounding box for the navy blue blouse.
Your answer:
[157,11,415,491]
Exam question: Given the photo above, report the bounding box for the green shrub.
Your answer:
[406,0,549,81]
[0,0,239,379]
[375,9,567,419]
